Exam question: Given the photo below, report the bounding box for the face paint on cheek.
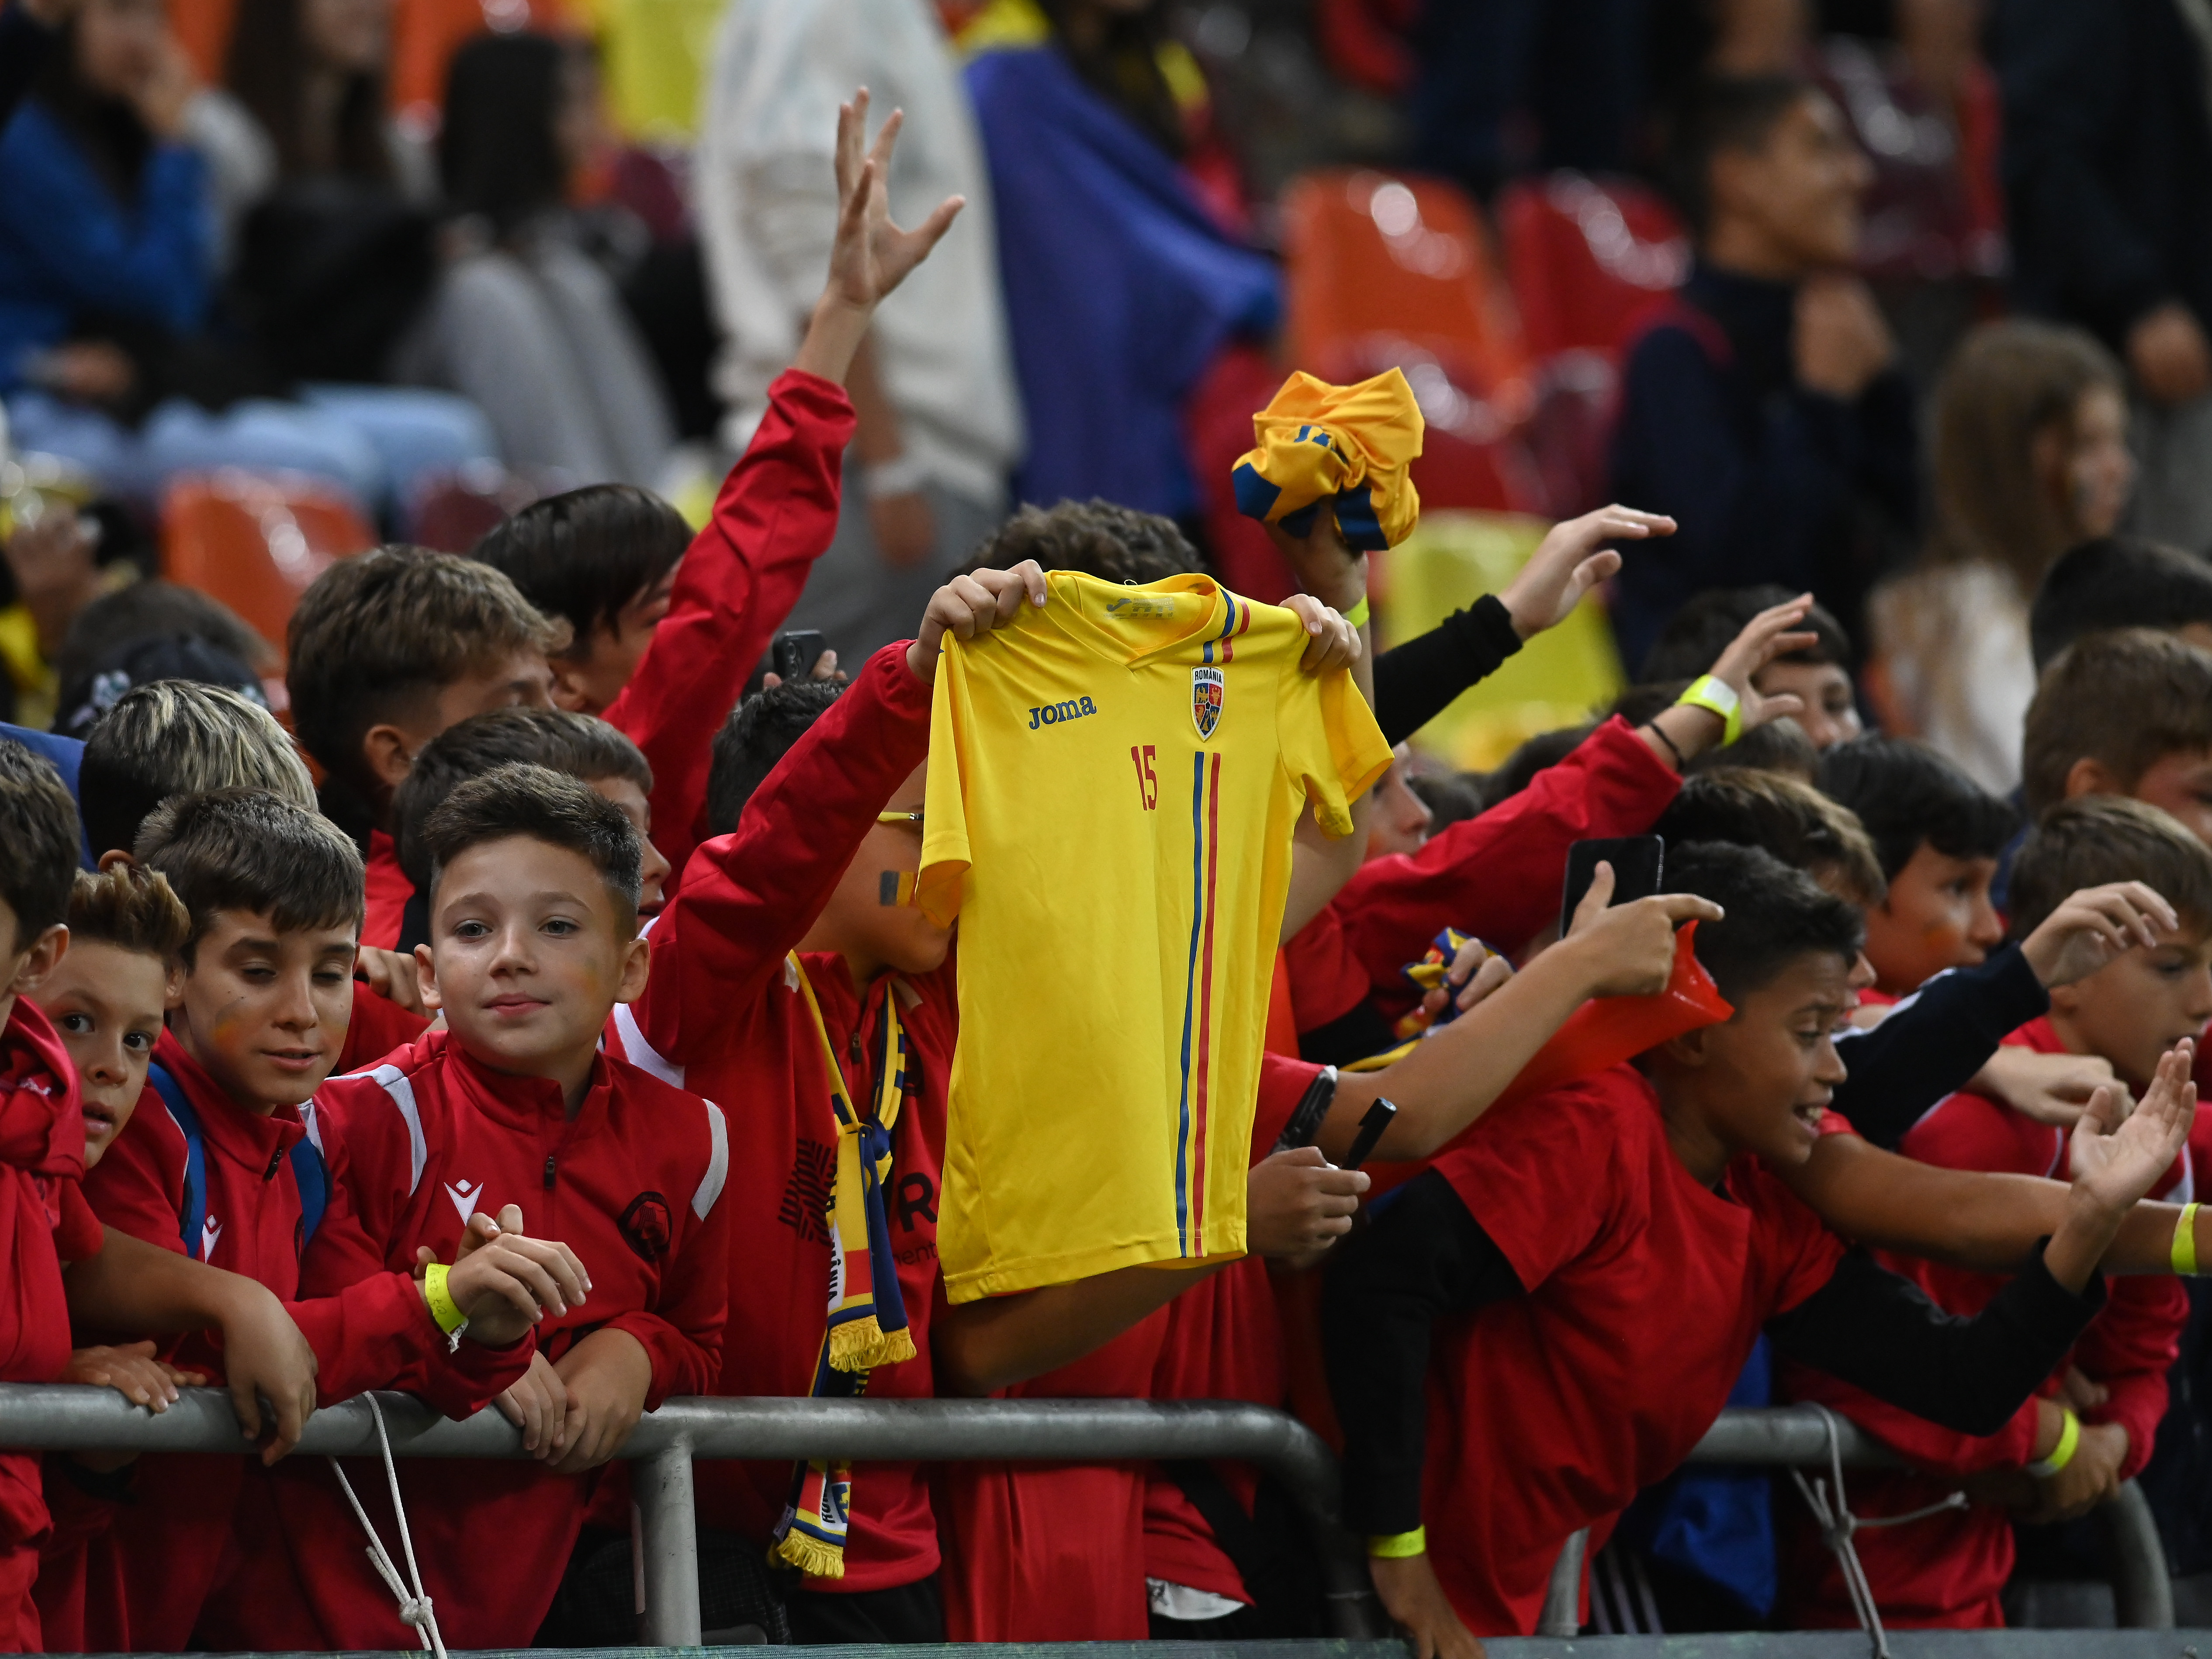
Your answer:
[878,871,918,906]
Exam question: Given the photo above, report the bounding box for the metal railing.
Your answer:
[0,1390,2170,1647]
[1537,1404,2174,1639]
[0,1385,1381,1643]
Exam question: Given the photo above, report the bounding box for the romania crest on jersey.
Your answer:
[1191,666,1224,740]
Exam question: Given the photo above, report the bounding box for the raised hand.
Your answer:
[1499,505,1674,639]
[2019,881,2178,989]
[1280,593,1361,674]
[1561,862,1725,999]
[1707,594,1820,736]
[2068,1041,2195,1213]
[1262,512,1367,615]
[822,90,963,315]
[907,560,1049,682]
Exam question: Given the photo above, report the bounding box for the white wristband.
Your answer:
[864,452,932,500]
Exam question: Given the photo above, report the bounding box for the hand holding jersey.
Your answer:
[918,570,1391,1303]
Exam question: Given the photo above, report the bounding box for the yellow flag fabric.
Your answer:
[918,571,1392,1302]
[1231,369,1426,551]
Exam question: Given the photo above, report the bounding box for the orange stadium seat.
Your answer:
[1281,168,1543,515]
[161,471,377,656]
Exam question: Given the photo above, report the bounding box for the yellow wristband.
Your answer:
[1678,674,1744,747]
[2027,1407,2081,1479]
[422,1262,467,1335]
[2176,1202,2201,1276]
[1367,1526,1426,1559]
[1343,596,1371,630]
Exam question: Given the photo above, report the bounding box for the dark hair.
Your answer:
[56,581,271,706]
[78,681,315,859]
[67,863,191,963]
[135,788,367,959]
[0,740,82,944]
[286,545,566,797]
[440,32,571,232]
[1655,767,1886,908]
[1817,736,2018,881]
[2030,537,2212,671]
[2010,796,2212,940]
[963,499,1202,584]
[471,485,690,657]
[1668,74,1818,239]
[1662,840,1866,1006]
[395,708,651,888]
[706,679,843,836]
[2022,629,2212,816]
[1407,771,1485,834]
[1477,723,1596,808]
[1641,585,1853,682]
[225,0,393,181]
[420,763,642,930]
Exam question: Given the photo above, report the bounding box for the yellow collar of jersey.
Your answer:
[1034,570,1253,669]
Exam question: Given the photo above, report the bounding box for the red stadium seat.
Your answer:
[1497,171,1690,365]
[1281,168,1544,514]
[161,471,377,657]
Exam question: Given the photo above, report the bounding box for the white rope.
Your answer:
[325,1394,449,1659]
[1787,1403,1968,1659]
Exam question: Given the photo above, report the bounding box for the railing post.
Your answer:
[1537,1527,1587,1637]
[2101,1479,2175,1630]
[636,1435,702,1646]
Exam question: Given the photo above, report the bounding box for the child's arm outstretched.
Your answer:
[604,89,962,878]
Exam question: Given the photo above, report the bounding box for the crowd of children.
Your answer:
[12,89,2212,1659]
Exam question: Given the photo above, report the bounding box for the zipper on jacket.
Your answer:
[543,1155,556,1191]
[263,1148,283,1182]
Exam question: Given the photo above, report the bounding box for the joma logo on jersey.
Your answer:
[1105,595,1174,619]
[1191,667,1225,740]
[1027,697,1098,729]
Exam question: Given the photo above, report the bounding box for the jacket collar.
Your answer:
[437,1028,613,1138]
[0,997,83,1179]
[153,1028,307,1167]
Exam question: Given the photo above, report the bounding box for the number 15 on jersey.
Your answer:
[1130,744,1159,811]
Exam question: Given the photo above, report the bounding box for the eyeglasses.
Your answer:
[876,809,925,831]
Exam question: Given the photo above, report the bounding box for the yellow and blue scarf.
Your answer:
[772,956,916,1579]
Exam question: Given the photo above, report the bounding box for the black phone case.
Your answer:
[1559,835,1665,937]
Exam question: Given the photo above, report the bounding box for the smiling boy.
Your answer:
[1322,841,2193,1656]
[71,790,578,1653]
[1783,795,2211,1628]
[244,765,729,1651]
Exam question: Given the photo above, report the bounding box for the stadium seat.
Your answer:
[1281,168,1542,515]
[405,460,545,553]
[1497,171,1690,365]
[161,471,377,656]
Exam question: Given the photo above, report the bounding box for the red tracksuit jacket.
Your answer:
[223,1027,730,1651]
[1286,715,1681,1035]
[357,369,854,948]
[46,1029,525,1652]
[0,999,97,1655]
[614,641,954,1597]
[1785,1019,2188,1628]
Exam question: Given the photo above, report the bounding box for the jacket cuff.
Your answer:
[765,366,858,425]
[2018,1237,2109,1328]
[1977,944,2053,1035]
[872,638,935,722]
[1341,1458,1426,1538]
[1592,712,1685,791]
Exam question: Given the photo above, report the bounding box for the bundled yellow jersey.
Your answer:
[918,571,1391,1302]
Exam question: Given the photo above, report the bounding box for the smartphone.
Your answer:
[1559,834,1665,937]
[772,629,828,683]
[1270,1067,1340,1155]
[1342,1098,1399,1171]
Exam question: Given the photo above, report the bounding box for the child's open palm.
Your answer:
[2068,1040,2195,1211]
[823,89,964,315]
[1705,594,1819,736]
[1499,504,1674,639]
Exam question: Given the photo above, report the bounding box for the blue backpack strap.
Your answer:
[145,1063,208,1259]
[289,1134,328,1249]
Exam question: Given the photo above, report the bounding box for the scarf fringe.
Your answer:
[773,1529,846,1580]
[829,1318,917,1372]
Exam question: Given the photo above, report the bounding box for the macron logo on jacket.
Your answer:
[199,1214,222,1262]
[445,1179,483,1227]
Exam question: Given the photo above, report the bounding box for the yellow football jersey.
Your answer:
[918,570,1392,1302]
